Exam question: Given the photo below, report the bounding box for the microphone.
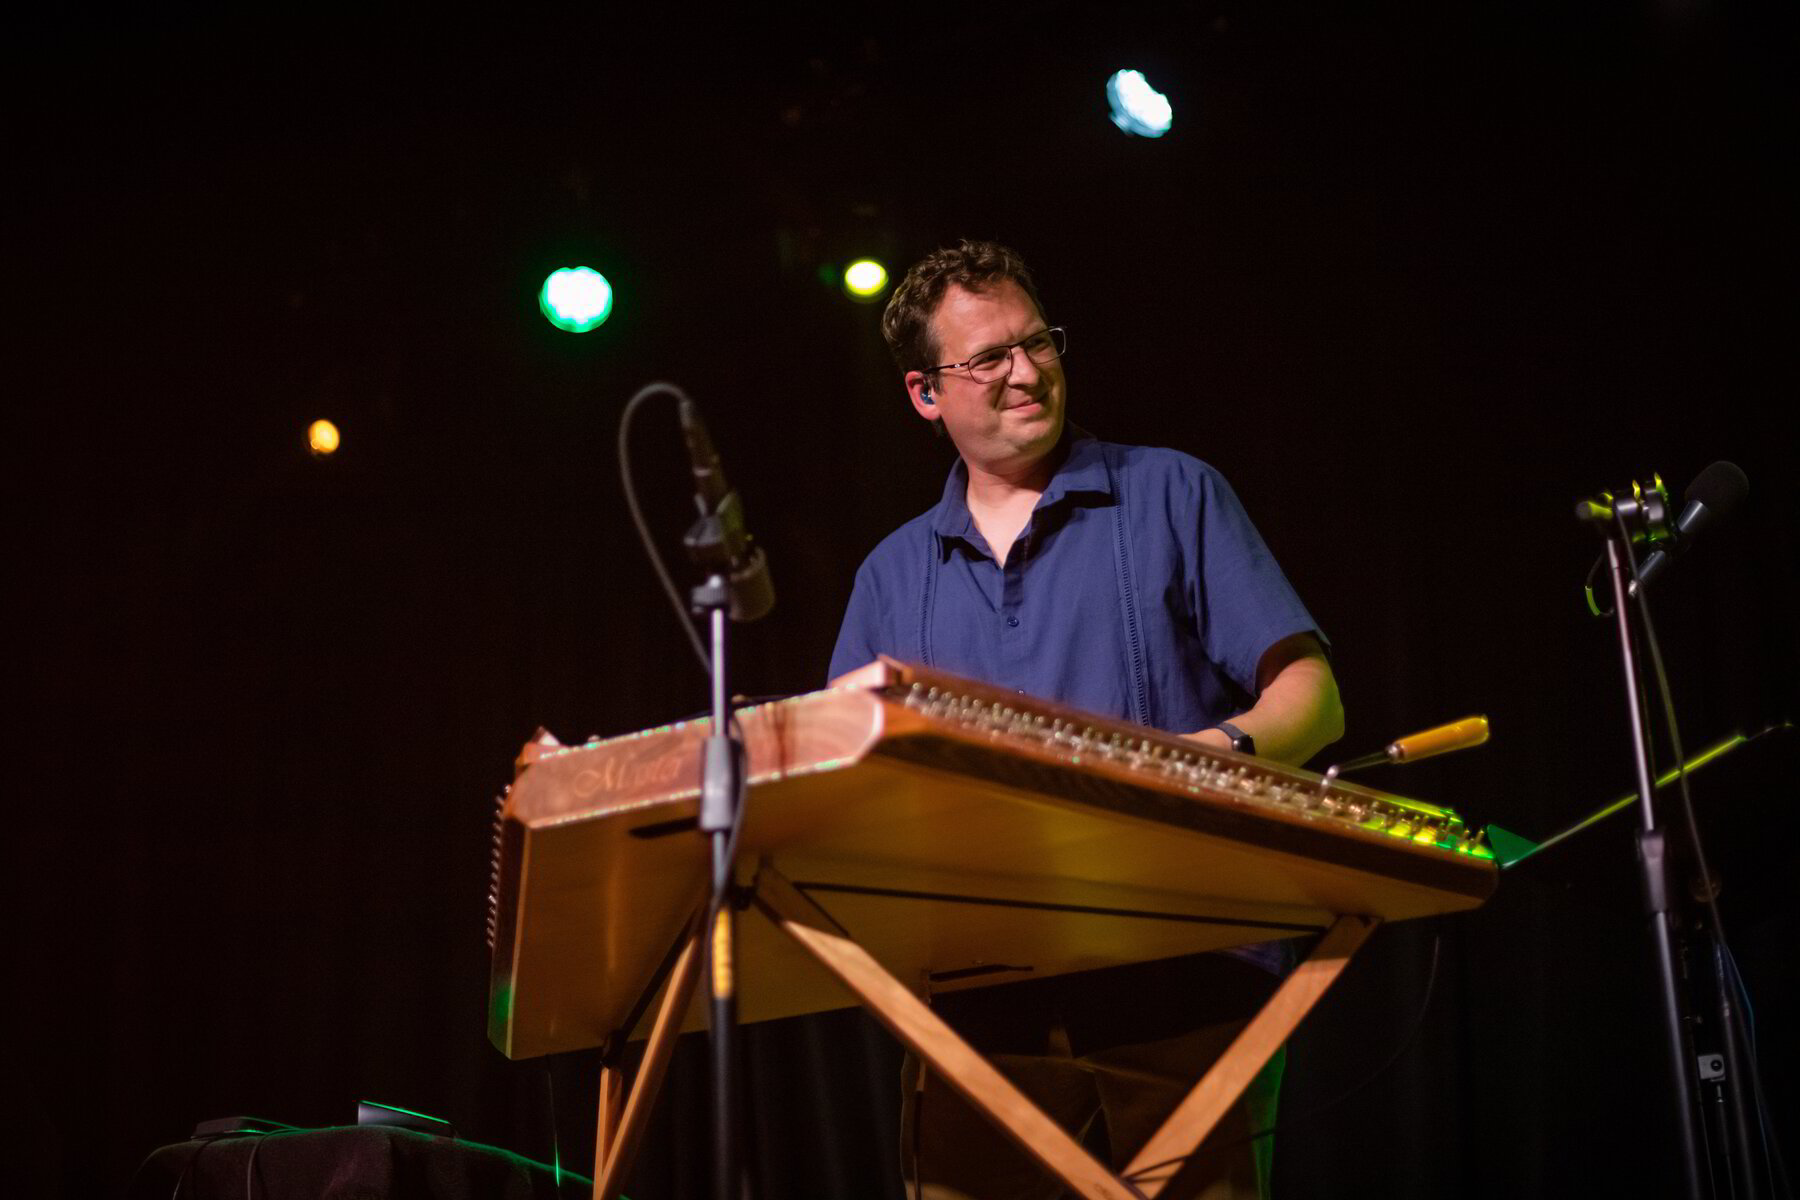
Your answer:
[1629,461,1749,595]
[679,398,775,623]
[680,397,731,513]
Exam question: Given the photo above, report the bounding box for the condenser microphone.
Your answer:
[679,398,775,623]
[1630,461,1749,595]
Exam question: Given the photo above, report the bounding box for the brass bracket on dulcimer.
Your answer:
[872,663,1494,862]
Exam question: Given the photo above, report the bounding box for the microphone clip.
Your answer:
[683,494,773,624]
[1579,473,1678,618]
[1576,473,1678,550]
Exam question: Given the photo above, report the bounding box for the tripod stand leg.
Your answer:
[593,1066,624,1184]
[1124,915,1378,1195]
[751,865,1140,1200]
[594,915,705,1200]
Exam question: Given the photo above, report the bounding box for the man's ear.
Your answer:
[905,371,940,422]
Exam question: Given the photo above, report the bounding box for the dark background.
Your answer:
[12,3,1797,1196]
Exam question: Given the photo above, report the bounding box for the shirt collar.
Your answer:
[929,425,1113,545]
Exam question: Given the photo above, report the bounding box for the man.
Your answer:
[828,240,1343,1200]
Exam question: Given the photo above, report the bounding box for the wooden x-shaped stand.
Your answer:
[588,860,1377,1200]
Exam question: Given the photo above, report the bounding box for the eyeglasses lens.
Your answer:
[967,349,1010,382]
[966,329,1065,382]
[1023,329,1064,363]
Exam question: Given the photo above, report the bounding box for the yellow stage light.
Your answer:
[308,419,341,456]
[843,259,889,300]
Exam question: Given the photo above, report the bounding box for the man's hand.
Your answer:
[1185,632,1343,766]
[827,659,894,690]
[1187,726,1235,753]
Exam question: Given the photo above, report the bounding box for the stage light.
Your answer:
[539,267,614,332]
[1106,69,1172,138]
[308,419,340,456]
[843,259,889,301]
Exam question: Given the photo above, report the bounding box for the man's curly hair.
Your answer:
[881,239,1045,377]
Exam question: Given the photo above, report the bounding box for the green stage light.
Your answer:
[843,259,888,301]
[539,267,614,332]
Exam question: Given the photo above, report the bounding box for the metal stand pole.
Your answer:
[692,579,743,1200]
[1602,533,1705,1200]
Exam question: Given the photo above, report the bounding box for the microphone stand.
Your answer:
[620,380,773,1200]
[1596,526,1707,1200]
[684,522,748,1200]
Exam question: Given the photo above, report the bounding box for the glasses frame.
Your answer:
[923,326,1067,383]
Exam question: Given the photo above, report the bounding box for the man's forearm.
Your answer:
[1188,648,1344,766]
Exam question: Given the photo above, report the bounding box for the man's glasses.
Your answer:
[926,327,1067,384]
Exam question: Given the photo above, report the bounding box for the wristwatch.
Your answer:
[1214,721,1255,756]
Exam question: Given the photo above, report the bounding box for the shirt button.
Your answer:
[1006,616,1020,627]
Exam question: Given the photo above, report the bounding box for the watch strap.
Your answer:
[1215,720,1255,755]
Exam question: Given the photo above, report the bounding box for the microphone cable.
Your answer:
[618,382,713,677]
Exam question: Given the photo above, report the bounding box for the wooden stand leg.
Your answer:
[593,916,705,1200]
[592,1066,625,1185]
[1123,914,1379,1195]
[751,865,1142,1200]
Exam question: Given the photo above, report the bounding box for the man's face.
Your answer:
[906,280,1066,475]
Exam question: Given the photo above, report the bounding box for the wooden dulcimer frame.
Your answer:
[485,659,1497,1199]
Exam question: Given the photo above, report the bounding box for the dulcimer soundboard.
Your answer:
[487,658,1496,1059]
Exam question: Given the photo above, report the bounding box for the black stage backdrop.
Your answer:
[12,4,1797,1197]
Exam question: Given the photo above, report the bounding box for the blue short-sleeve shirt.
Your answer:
[829,429,1323,735]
